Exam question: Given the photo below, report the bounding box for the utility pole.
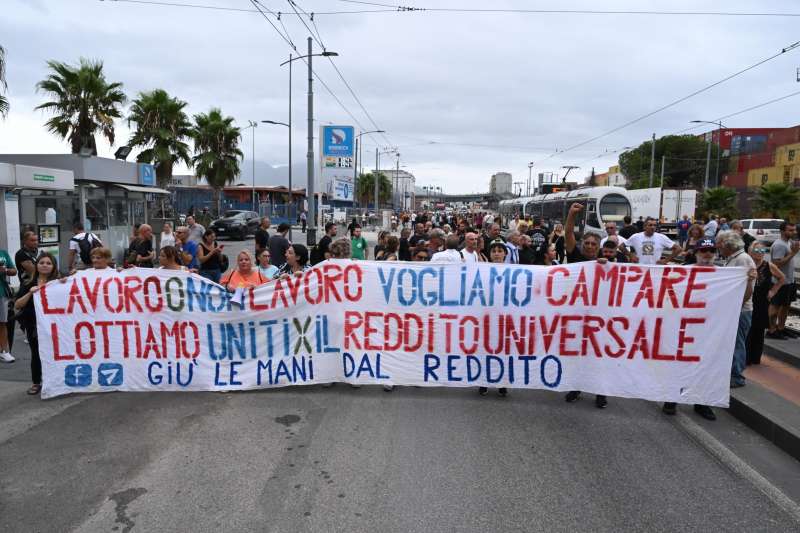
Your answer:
[395,152,400,211]
[306,37,316,246]
[703,132,712,190]
[648,133,656,188]
[527,162,533,196]
[354,137,358,206]
[287,54,293,241]
[660,155,665,187]
[374,147,379,220]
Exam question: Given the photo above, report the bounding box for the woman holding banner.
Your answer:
[478,240,511,398]
[14,253,60,395]
[221,250,268,289]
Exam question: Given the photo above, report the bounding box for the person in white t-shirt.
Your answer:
[67,222,103,271]
[431,235,464,263]
[627,218,681,265]
[461,232,482,262]
[599,221,628,248]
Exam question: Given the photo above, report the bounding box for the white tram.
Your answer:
[498,186,632,236]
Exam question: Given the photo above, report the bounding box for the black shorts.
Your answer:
[770,283,796,306]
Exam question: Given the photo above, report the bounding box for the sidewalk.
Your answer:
[728,335,800,462]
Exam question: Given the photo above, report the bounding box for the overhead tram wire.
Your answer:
[574,89,800,168]
[535,38,800,167]
[288,0,395,149]
[106,1,800,17]
[249,0,374,134]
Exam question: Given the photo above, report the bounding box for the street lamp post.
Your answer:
[262,119,291,240]
[691,120,726,190]
[527,162,534,196]
[374,147,398,226]
[280,39,338,246]
[355,130,385,208]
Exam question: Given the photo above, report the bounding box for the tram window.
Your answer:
[599,194,631,223]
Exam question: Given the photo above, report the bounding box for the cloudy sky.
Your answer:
[1,0,799,193]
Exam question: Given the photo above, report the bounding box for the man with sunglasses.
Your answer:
[662,238,718,420]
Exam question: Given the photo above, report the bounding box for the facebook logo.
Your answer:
[98,363,124,386]
[65,364,92,387]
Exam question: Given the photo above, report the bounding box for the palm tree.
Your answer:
[0,45,9,118]
[128,89,192,188]
[701,186,738,219]
[753,182,800,219]
[355,172,392,207]
[35,58,126,154]
[191,108,242,216]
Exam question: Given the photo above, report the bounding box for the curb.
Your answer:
[728,382,800,463]
[762,341,800,371]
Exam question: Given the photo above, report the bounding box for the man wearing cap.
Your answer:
[662,237,719,420]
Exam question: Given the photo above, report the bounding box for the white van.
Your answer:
[739,219,784,244]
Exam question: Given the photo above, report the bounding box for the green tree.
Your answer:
[355,172,392,207]
[0,45,8,119]
[35,58,126,154]
[619,134,721,190]
[753,182,800,219]
[128,89,192,188]
[700,186,738,219]
[191,108,242,216]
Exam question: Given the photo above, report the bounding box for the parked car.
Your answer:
[209,210,260,240]
[740,219,783,244]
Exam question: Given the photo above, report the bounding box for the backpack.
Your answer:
[72,233,102,265]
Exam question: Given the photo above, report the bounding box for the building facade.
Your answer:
[490,172,513,195]
[379,169,416,211]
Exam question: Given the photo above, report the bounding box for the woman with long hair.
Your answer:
[197,229,224,283]
[158,246,188,271]
[379,236,400,261]
[682,224,705,264]
[14,253,60,395]
[549,223,565,263]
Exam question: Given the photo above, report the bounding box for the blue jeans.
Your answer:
[731,310,752,386]
[200,269,221,284]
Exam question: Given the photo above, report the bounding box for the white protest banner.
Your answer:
[35,261,746,405]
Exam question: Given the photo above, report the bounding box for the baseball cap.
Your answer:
[697,238,716,250]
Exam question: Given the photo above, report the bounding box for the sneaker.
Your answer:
[565,391,581,402]
[383,385,394,392]
[595,395,608,409]
[662,402,677,415]
[694,404,716,421]
[498,388,508,397]
[478,387,488,396]
[0,351,15,363]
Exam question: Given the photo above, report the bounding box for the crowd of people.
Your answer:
[0,207,796,412]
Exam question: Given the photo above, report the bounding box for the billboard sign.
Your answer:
[333,178,354,201]
[322,126,355,158]
[138,163,156,186]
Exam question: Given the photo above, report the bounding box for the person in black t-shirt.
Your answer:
[399,228,412,261]
[528,217,549,264]
[311,222,338,265]
[132,224,155,267]
[600,240,628,263]
[563,202,608,409]
[564,203,601,263]
[408,223,427,248]
[618,215,637,240]
[254,217,271,257]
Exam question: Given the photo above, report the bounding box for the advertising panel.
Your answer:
[322,126,355,158]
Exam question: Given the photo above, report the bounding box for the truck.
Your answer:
[627,188,697,237]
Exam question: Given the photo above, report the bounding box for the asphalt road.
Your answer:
[1,378,800,533]
[2,231,800,532]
